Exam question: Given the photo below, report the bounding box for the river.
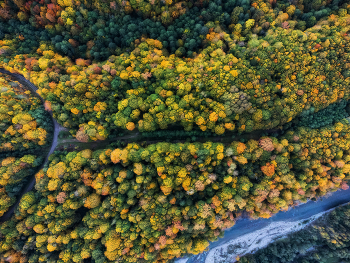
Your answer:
[178,187,350,263]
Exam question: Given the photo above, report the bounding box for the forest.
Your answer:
[0,0,350,262]
[1,119,350,262]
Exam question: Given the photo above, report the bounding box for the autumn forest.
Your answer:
[1,0,350,262]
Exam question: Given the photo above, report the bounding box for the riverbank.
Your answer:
[177,187,350,263]
[205,211,327,263]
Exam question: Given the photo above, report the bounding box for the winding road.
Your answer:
[0,68,61,222]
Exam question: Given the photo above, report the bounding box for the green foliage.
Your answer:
[290,100,349,129]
